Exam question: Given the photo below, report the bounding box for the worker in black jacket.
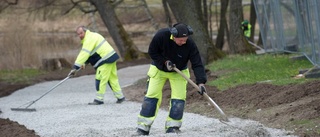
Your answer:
[134,23,207,135]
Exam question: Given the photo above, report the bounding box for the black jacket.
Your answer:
[148,28,207,84]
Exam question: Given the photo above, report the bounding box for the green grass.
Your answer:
[0,69,45,84]
[207,54,315,91]
[290,118,320,134]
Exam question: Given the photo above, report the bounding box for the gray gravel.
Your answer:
[0,64,297,137]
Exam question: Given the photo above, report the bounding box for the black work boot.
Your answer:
[166,127,181,134]
[88,99,104,105]
[132,128,149,136]
[116,97,125,103]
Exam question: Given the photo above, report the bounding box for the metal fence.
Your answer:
[253,0,320,66]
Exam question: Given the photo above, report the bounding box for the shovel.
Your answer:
[172,67,229,122]
[11,76,70,112]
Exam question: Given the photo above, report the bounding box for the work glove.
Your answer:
[198,84,206,95]
[68,69,77,77]
[165,60,174,71]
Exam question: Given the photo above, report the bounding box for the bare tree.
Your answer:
[2,0,155,60]
[89,0,146,60]
[140,0,159,29]
[249,0,257,42]
[215,0,229,50]
[208,0,214,38]
[67,0,146,60]
[162,0,172,27]
[202,0,210,36]
[0,0,18,13]
[165,0,224,64]
[27,0,68,21]
[229,0,254,54]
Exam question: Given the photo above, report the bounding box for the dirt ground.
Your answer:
[0,58,319,137]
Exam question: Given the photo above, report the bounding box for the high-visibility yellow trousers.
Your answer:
[95,62,124,101]
[137,65,190,131]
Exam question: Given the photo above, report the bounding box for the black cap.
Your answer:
[174,24,189,38]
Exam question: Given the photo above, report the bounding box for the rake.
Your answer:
[173,67,229,122]
[11,76,70,112]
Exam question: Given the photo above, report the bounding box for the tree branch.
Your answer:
[0,0,18,13]
[69,0,97,14]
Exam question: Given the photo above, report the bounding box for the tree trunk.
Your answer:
[166,0,224,64]
[201,0,209,35]
[140,0,159,30]
[90,0,145,60]
[229,0,254,54]
[162,0,172,27]
[249,0,257,42]
[215,0,229,50]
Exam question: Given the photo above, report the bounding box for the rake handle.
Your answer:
[172,67,229,121]
[25,76,70,108]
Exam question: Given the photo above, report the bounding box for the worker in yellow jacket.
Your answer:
[241,20,251,39]
[68,26,125,105]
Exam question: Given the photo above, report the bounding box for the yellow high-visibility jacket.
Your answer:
[73,30,119,70]
[241,23,252,38]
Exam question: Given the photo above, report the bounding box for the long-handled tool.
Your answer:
[173,67,229,122]
[11,76,70,112]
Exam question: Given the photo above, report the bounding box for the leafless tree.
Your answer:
[249,0,257,42]
[0,0,18,13]
[1,0,257,62]
[162,0,172,27]
[92,0,145,60]
[165,0,224,64]
[229,0,254,54]
[215,0,229,50]
[69,0,146,60]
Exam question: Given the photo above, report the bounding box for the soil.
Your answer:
[0,58,319,137]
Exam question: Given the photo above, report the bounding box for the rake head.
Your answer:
[11,108,36,112]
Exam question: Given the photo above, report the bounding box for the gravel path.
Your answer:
[0,65,296,137]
